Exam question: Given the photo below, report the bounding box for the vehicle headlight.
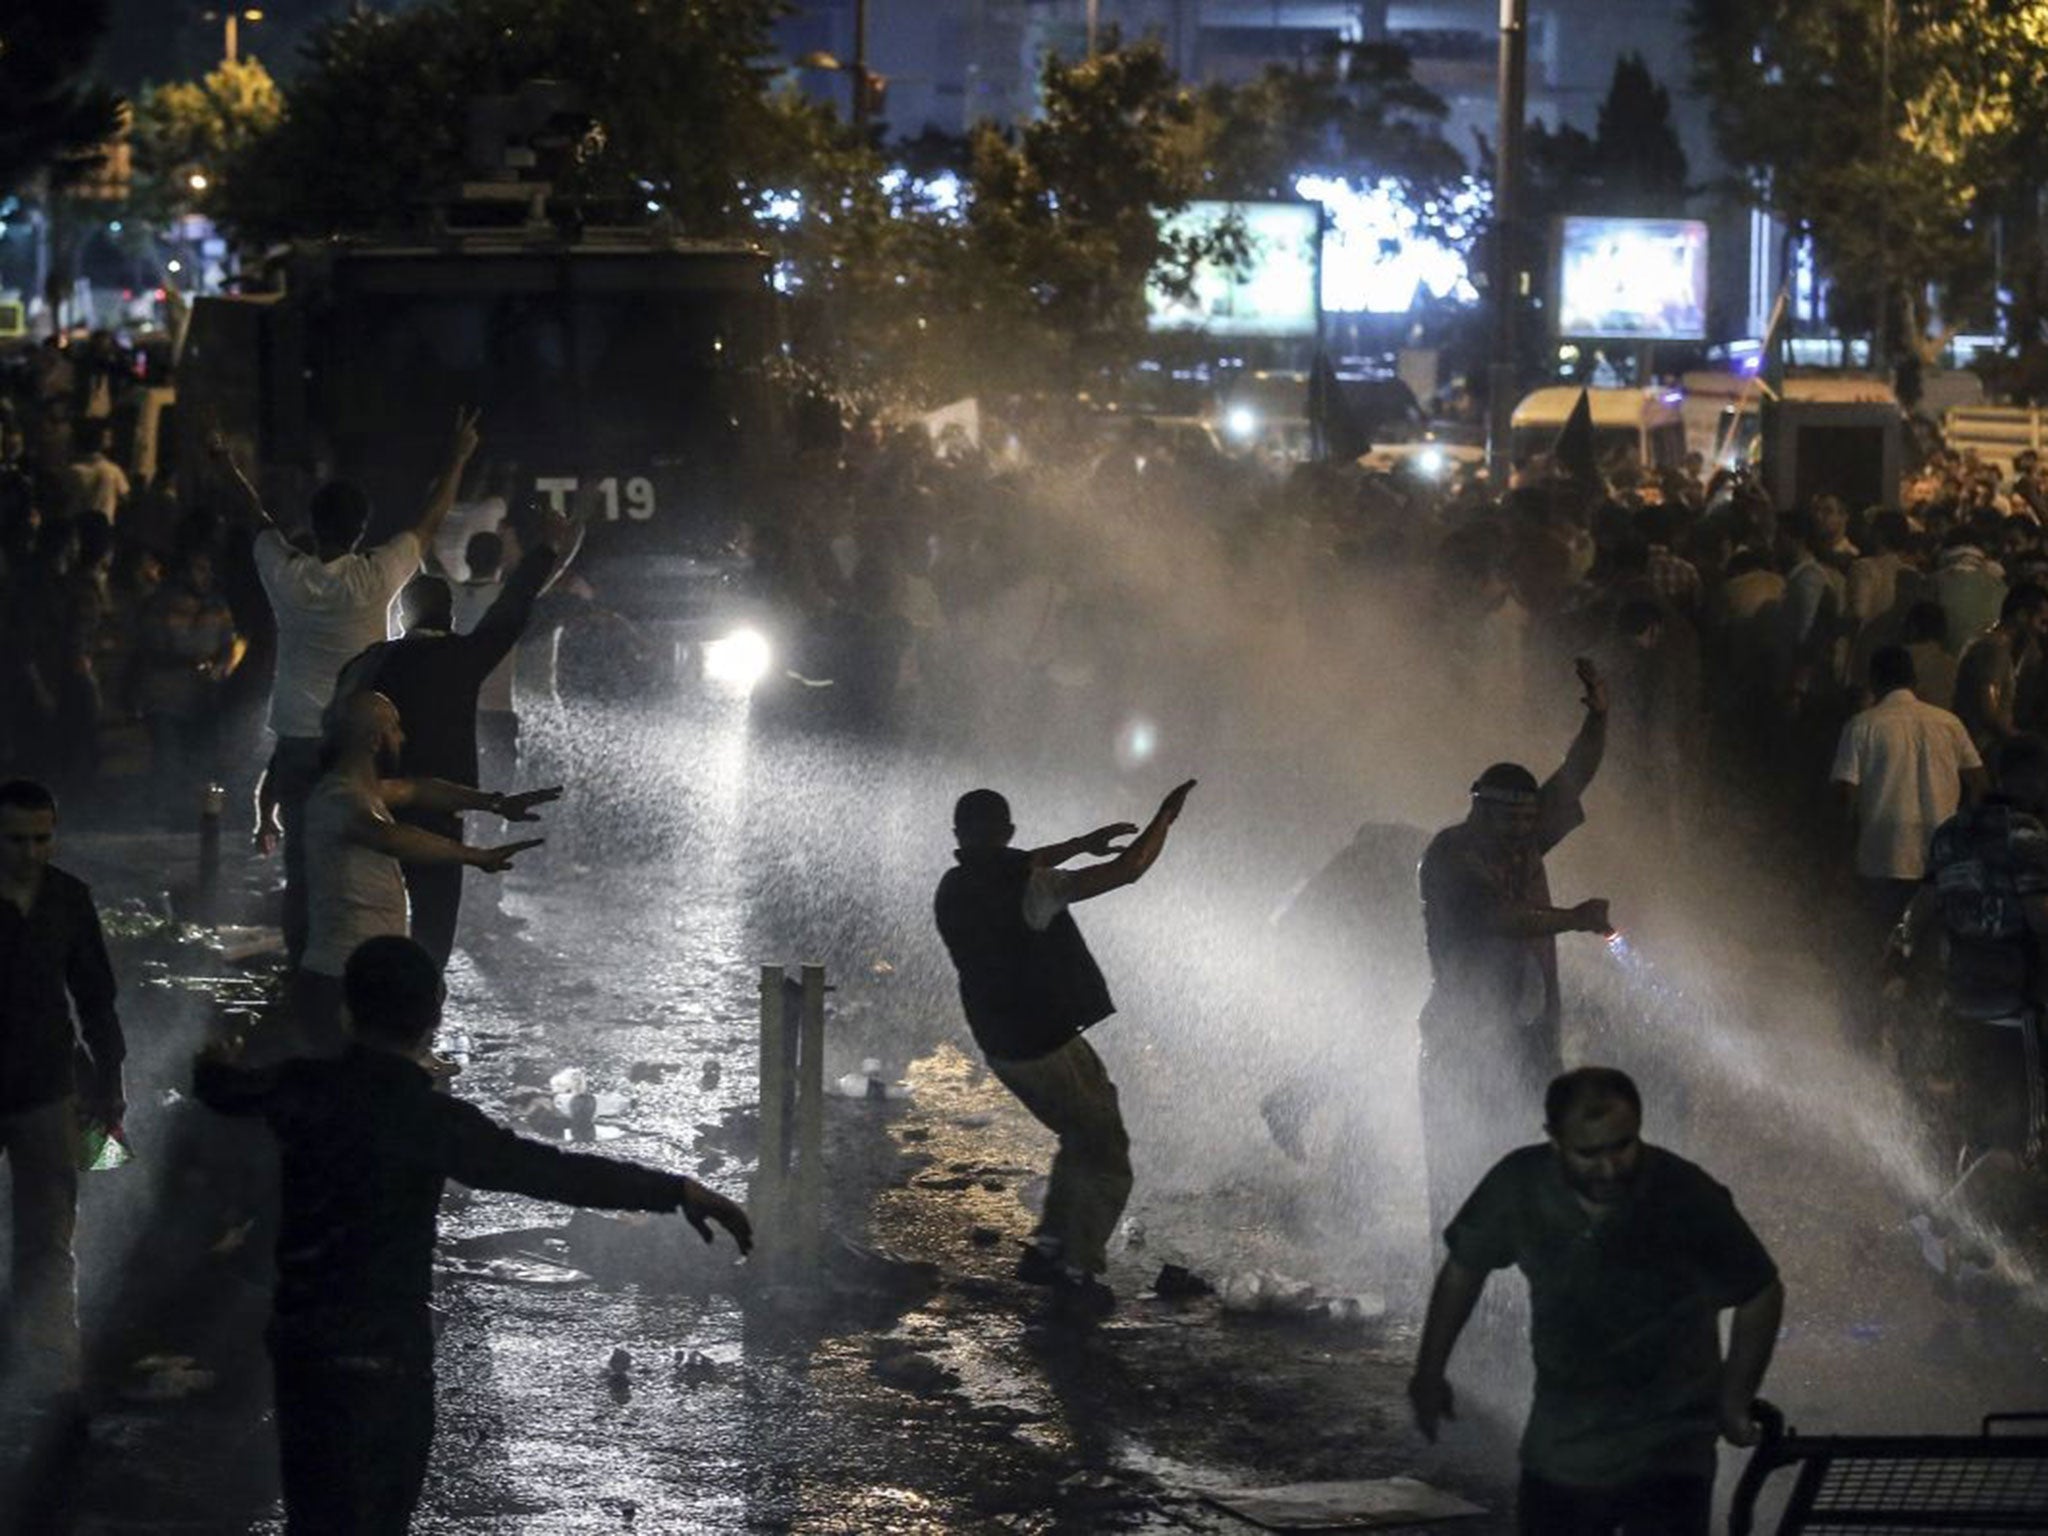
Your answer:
[1418,446,1446,477]
[1225,406,1259,441]
[703,627,772,689]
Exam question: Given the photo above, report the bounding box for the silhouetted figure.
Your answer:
[0,778,124,1417]
[451,529,522,791]
[136,543,243,811]
[934,779,1194,1319]
[1416,658,1610,1243]
[1257,821,1431,1163]
[330,501,575,963]
[1409,1068,1783,1536]
[1891,734,2048,1165]
[194,935,751,1536]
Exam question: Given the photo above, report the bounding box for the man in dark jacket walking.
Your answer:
[934,778,1194,1317]
[329,504,579,963]
[194,935,751,1536]
[0,777,125,1416]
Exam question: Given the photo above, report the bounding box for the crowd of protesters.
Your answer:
[5,321,2048,1532]
[10,334,2041,1205]
[0,334,247,811]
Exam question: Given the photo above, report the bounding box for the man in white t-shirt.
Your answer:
[68,422,131,522]
[295,691,553,1050]
[221,409,481,966]
[1832,644,1989,926]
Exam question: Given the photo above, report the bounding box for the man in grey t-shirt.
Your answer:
[294,692,552,1051]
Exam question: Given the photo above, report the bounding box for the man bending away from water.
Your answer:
[1409,1067,1783,1536]
[934,779,1195,1321]
[195,936,752,1536]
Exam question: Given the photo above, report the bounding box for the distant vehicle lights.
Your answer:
[703,628,772,690]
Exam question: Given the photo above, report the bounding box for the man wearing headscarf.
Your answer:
[1417,658,1612,1242]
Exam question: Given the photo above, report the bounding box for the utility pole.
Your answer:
[1486,0,1528,485]
[852,0,871,135]
[1873,0,1893,376]
[1087,0,1100,56]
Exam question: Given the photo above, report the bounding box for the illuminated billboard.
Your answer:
[1301,175,1481,315]
[1147,201,1321,338]
[1555,216,1709,341]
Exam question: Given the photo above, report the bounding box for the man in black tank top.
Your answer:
[934,779,1195,1319]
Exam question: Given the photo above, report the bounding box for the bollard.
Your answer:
[795,963,827,1268]
[754,960,830,1279]
[197,781,225,915]
[755,965,788,1233]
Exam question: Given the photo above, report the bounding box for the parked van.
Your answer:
[1509,386,1688,471]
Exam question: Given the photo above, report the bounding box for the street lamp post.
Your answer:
[1874,0,1893,375]
[799,2,877,136]
[852,0,871,135]
[1487,0,1528,485]
[206,8,264,66]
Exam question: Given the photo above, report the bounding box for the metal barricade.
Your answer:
[1730,1402,2048,1534]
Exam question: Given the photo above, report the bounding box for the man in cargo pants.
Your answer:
[934,779,1195,1320]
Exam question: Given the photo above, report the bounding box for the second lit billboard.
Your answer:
[1555,216,1709,341]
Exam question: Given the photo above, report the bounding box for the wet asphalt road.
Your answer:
[10,678,2048,1532]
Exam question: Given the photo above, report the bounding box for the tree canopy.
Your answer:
[0,0,125,196]
[1186,40,1464,215]
[1525,53,1690,218]
[132,57,283,224]
[217,0,794,245]
[192,4,1466,399]
[1689,0,2048,352]
[959,39,1223,382]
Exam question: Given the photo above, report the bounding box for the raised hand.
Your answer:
[471,837,544,874]
[1083,822,1139,857]
[494,786,563,823]
[1159,778,1198,822]
[536,497,587,555]
[1572,898,1613,936]
[449,405,483,467]
[1574,656,1608,716]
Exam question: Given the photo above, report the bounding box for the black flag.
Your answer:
[1553,387,1599,485]
[1308,354,1372,463]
